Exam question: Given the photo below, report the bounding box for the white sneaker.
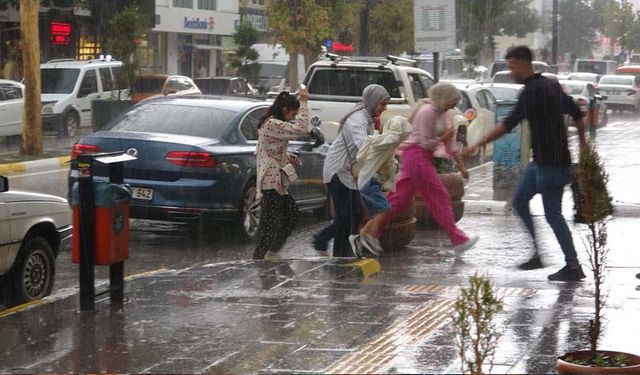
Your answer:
[360,234,383,257]
[453,235,479,255]
[349,234,363,258]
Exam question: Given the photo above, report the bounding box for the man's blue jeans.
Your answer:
[513,162,579,267]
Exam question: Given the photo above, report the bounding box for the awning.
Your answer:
[187,44,223,51]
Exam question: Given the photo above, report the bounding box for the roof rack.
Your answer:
[46,58,76,63]
[386,55,416,67]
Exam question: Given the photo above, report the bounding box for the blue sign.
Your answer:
[324,39,332,48]
[494,101,520,166]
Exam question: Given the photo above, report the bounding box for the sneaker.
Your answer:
[453,235,479,255]
[312,234,328,252]
[349,234,363,258]
[518,254,544,270]
[636,273,640,280]
[360,234,383,257]
[547,265,587,281]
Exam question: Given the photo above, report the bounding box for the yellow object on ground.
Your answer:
[347,258,381,277]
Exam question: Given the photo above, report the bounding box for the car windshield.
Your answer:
[259,63,287,77]
[104,103,236,139]
[196,79,230,95]
[599,77,634,85]
[492,73,514,83]
[41,68,80,94]
[132,77,166,93]
[489,87,520,100]
[561,83,585,95]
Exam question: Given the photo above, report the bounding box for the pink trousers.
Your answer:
[382,145,468,246]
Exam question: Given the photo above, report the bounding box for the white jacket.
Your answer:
[356,116,413,191]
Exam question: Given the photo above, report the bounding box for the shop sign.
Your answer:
[184,16,216,31]
[239,8,267,32]
[73,7,91,17]
[50,21,72,45]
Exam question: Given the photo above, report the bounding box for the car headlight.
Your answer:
[42,102,56,115]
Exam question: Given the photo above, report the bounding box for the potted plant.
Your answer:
[452,273,504,374]
[557,144,640,374]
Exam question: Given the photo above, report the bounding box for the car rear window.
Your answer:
[599,77,634,85]
[105,103,236,138]
[307,68,402,98]
[132,77,166,93]
[489,87,520,101]
[196,79,230,95]
[492,73,514,84]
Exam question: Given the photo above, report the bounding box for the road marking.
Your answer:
[324,284,536,374]
[124,268,169,281]
[0,299,44,317]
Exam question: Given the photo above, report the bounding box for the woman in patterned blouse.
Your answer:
[253,89,309,259]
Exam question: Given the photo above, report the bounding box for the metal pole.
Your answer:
[552,0,558,67]
[433,52,440,83]
[109,162,125,304]
[78,155,96,311]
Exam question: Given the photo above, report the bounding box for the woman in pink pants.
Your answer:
[381,82,478,254]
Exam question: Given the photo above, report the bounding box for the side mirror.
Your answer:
[78,87,92,98]
[0,175,8,192]
[309,127,325,148]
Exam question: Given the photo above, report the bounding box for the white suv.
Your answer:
[0,176,71,307]
[40,58,123,137]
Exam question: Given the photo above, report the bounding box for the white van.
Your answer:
[252,43,305,93]
[40,58,123,137]
[573,59,617,75]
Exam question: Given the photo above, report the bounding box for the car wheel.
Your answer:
[239,182,261,240]
[63,111,79,138]
[7,237,55,306]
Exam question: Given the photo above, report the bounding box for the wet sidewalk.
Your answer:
[1,119,640,373]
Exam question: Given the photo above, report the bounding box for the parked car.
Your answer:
[0,79,24,138]
[485,82,524,101]
[40,57,123,137]
[568,72,601,83]
[559,79,608,127]
[130,74,202,103]
[596,74,640,113]
[68,96,327,239]
[0,176,71,307]
[194,77,258,96]
[488,60,549,78]
[492,70,557,84]
[573,59,617,75]
[615,65,640,80]
[444,81,497,161]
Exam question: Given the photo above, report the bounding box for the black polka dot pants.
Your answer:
[253,190,299,259]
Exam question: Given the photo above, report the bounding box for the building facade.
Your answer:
[147,0,240,77]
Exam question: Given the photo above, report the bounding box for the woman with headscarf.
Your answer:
[312,84,390,257]
[380,82,478,255]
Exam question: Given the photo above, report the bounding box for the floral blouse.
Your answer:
[255,102,309,198]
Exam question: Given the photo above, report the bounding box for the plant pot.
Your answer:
[91,99,133,132]
[380,197,416,252]
[557,350,640,374]
[415,173,465,228]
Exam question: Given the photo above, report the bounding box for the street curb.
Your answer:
[0,156,70,176]
[463,199,640,217]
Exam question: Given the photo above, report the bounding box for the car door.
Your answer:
[76,68,100,127]
[0,83,23,137]
[98,67,116,100]
[0,189,11,274]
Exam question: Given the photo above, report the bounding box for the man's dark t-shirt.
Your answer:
[503,73,582,167]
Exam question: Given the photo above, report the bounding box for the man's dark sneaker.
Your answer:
[548,265,587,281]
[312,234,328,252]
[518,255,544,270]
[636,273,640,280]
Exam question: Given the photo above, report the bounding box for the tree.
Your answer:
[557,0,598,59]
[101,5,146,95]
[456,0,539,64]
[19,0,42,156]
[369,0,413,55]
[230,20,260,84]
[266,0,330,86]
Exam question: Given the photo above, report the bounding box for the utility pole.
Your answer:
[359,0,372,56]
[551,0,558,68]
[20,0,43,156]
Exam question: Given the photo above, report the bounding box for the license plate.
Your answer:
[131,187,153,200]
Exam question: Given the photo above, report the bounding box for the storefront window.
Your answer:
[177,34,193,77]
[197,0,216,10]
[173,0,193,8]
[136,33,166,74]
[78,35,100,60]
